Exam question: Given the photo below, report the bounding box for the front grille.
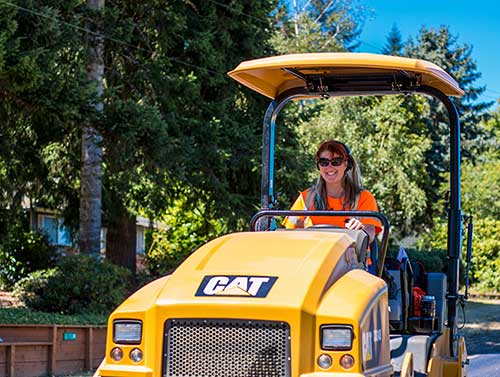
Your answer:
[163,318,291,377]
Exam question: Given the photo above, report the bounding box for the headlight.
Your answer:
[129,348,143,363]
[320,325,353,351]
[113,320,142,344]
[110,347,123,362]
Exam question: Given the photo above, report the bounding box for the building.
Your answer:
[27,206,167,258]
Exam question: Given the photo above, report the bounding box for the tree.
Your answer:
[269,0,371,210]
[80,0,105,256]
[271,0,367,53]
[404,26,493,223]
[382,23,403,56]
[96,0,278,273]
[0,0,278,277]
[460,105,500,219]
[0,0,92,231]
[417,105,500,291]
[295,96,431,237]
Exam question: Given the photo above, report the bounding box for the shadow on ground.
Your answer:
[458,299,500,355]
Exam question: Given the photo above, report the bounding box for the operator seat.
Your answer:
[342,229,370,264]
[301,227,369,265]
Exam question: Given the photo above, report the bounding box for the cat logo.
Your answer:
[196,275,278,297]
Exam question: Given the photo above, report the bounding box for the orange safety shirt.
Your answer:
[283,188,382,233]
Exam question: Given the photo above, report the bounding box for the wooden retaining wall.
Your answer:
[0,324,106,377]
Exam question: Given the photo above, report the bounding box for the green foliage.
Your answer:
[100,0,277,224]
[295,96,431,237]
[417,221,448,252]
[418,217,500,292]
[1,0,278,272]
[14,254,131,314]
[0,0,94,235]
[461,159,500,219]
[0,223,56,289]
[1,0,496,292]
[0,308,107,325]
[469,218,500,292]
[405,26,492,222]
[144,193,227,277]
[271,0,367,53]
[417,112,500,293]
[387,247,447,273]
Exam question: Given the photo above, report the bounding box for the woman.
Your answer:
[283,140,381,242]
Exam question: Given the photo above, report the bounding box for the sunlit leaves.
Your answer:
[296,95,430,236]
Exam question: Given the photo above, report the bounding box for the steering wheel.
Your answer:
[308,224,343,229]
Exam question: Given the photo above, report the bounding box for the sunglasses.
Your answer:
[317,157,345,167]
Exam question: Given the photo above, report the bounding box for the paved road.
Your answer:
[468,354,500,377]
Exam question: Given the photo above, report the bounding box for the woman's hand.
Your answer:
[345,218,375,243]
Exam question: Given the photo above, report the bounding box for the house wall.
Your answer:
[32,210,146,255]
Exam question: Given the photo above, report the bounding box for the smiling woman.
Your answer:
[283,140,381,243]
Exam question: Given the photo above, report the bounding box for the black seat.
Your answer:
[385,257,414,332]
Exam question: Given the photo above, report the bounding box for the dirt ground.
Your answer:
[458,298,500,355]
[0,291,21,308]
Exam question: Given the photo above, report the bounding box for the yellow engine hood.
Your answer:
[154,231,355,315]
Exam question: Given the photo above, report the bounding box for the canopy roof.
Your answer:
[228,53,464,99]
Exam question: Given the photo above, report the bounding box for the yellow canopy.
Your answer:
[228,53,464,99]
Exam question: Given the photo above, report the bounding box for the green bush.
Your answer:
[0,223,56,289]
[407,248,447,273]
[144,195,227,278]
[417,218,500,292]
[14,254,131,314]
[0,308,107,325]
[467,218,500,292]
[387,246,447,273]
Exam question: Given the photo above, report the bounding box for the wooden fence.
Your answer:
[0,324,106,377]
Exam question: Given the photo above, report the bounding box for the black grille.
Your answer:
[163,318,291,377]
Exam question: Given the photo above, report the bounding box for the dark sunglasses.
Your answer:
[317,157,345,167]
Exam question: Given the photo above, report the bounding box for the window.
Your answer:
[136,226,145,254]
[38,215,73,247]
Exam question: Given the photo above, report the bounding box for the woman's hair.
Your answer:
[313,140,363,210]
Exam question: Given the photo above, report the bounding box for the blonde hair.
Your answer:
[313,140,363,210]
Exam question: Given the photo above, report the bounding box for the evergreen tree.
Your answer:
[404,26,492,222]
[0,0,277,275]
[382,23,403,56]
[99,0,277,271]
[0,0,92,230]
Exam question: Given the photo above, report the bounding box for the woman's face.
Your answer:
[318,150,348,186]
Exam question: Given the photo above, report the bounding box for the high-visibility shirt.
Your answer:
[283,188,382,233]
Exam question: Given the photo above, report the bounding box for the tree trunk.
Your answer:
[106,211,137,277]
[79,0,104,255]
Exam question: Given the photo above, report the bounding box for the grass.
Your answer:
[0,307,108,325]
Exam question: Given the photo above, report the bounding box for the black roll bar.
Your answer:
[259,82,463,356]
[416,86,462,356]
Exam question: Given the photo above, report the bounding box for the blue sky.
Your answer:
[356,0,500,109]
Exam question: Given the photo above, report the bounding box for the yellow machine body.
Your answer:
[97,231,395,377]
